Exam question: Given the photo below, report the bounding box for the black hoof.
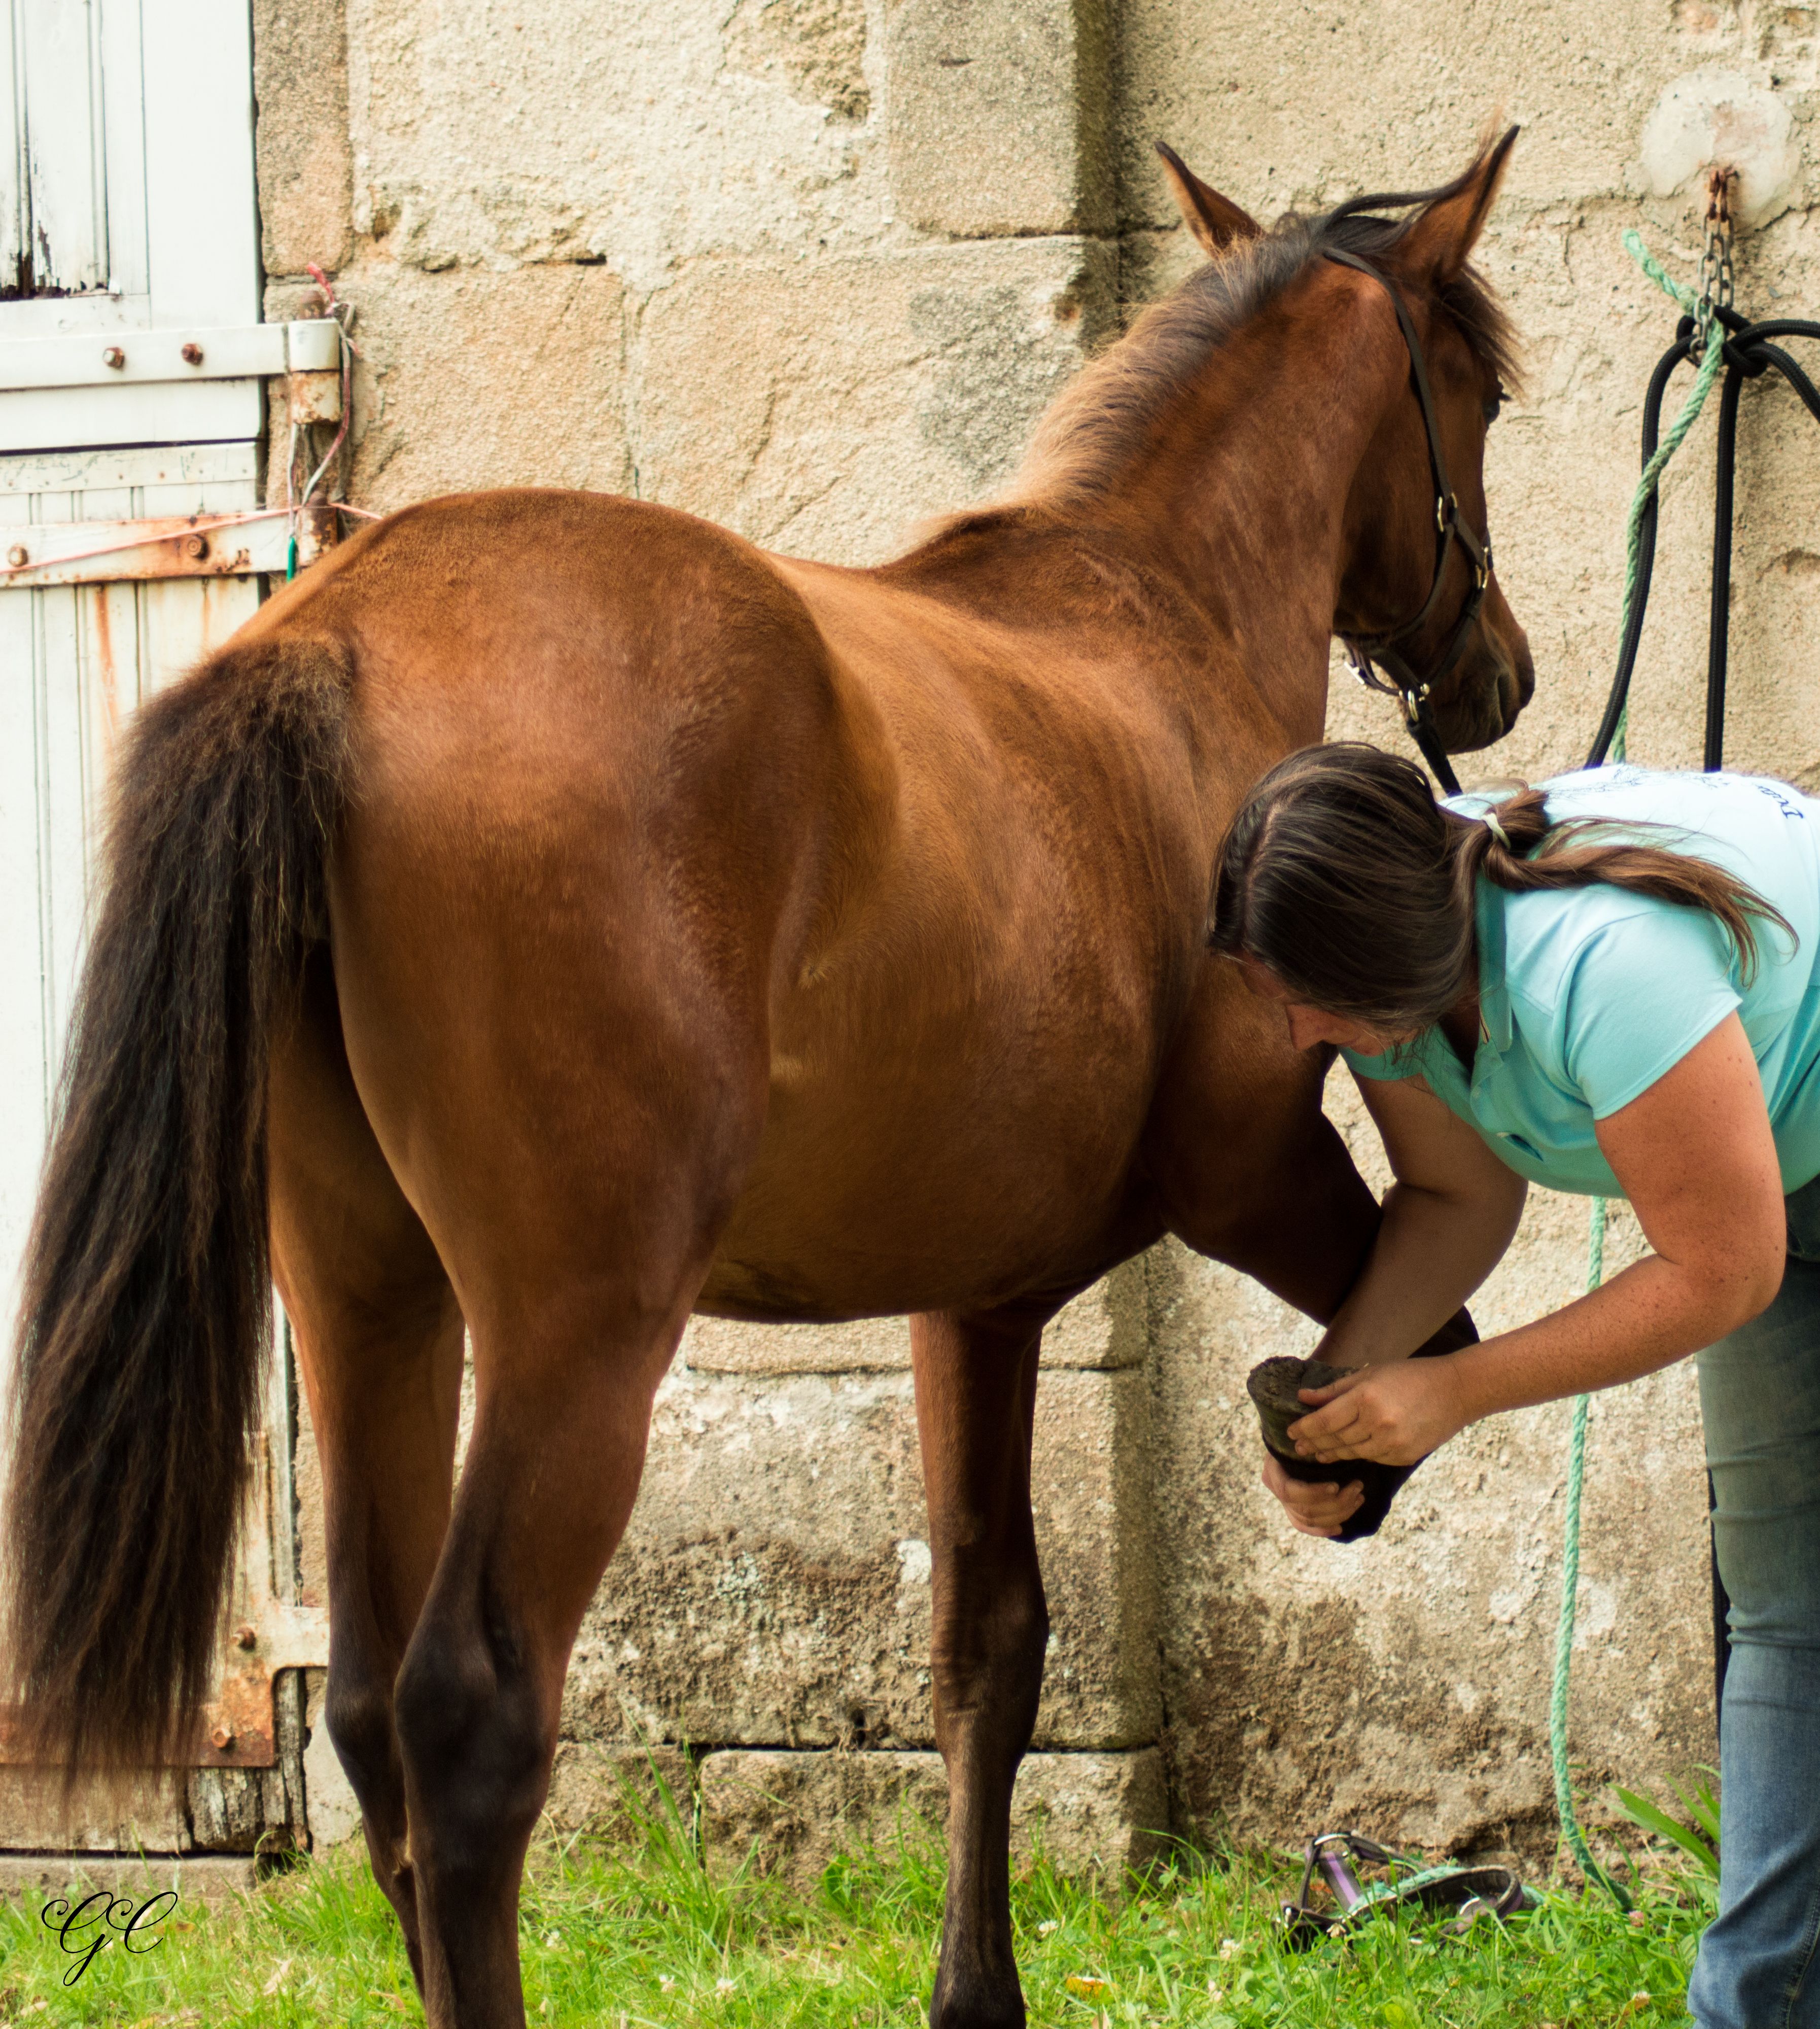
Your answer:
[929,1967,1026,2029]
[1246,1354,1429,1542]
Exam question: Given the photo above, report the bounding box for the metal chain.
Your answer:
[1694,166,1736,360]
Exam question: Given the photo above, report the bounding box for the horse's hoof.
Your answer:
[1245,1354,1352,1456]
[1245,1354,1425,1544]
[928,1964,1026,2029]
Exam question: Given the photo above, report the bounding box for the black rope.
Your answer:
[1586,305,1820,774]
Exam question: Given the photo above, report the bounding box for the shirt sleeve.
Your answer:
[1553,903,1742,1118]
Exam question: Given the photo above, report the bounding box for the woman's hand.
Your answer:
[1261,1452,1365,1538]
[1286,1358,1469,1467]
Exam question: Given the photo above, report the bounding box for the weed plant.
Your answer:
[0,1779,1713,2027]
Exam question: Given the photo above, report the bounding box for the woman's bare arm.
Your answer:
[1315,1071,1529,1367]
[1266,1067,1526,1535]
[1288,1012,1787,1471]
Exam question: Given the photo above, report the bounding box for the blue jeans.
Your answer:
[1688,1172,1820,2029]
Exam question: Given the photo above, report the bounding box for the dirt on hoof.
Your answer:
[1245,1355,1354,1458]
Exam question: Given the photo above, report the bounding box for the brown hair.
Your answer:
[1209,743,1792,1032]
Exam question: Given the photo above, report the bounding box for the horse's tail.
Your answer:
[2,632,353,1771]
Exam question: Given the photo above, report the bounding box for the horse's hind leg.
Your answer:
[390,1307,682,2021]
[279,1036,717,2029]
[268,951,466,1989]
[912,1299,1057,2029]
[392,1291,686,2028]
[374,1074,756,2026]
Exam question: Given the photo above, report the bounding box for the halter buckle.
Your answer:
[1345,641,1394,695]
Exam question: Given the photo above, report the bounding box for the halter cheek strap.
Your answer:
[1322,249,1496,798]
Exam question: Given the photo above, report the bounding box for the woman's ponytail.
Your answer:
[1211,745,1793,1029]
[1464,783,1790,983]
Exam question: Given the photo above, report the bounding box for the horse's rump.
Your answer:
[275,492,1203,1315]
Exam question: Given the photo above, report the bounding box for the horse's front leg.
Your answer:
[1142,962,1477,1338]
[909,1300,1059,2029]
[1142,972,1475,1537]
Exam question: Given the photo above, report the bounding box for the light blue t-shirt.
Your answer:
[1341,765,1820,1198]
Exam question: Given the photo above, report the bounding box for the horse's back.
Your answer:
[270,487,849,781]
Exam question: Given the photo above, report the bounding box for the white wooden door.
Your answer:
[0,0,328,1857]
[1,0,264,444]
[0,441,264,1322]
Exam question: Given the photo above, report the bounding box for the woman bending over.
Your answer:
[1214,743,1820,2029]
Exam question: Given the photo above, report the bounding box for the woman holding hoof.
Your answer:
[1215,742,1820,2029]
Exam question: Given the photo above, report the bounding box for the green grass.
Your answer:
[0,1797,1712,2028]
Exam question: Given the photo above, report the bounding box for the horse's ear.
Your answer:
[1156,142,1262,255]
[1395,125,1520,284]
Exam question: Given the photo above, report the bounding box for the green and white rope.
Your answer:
[1602,233,1728,757]
[1548,229,1722,1905]
[1552,1202,1628,1903]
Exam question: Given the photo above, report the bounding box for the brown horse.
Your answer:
[5,132,1530,2027]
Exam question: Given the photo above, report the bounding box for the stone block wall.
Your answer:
[261,0,1817,1866]
[561,1276,1161,1861]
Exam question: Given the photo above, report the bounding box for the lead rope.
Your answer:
[1549,203,1736,1906]
[1553,1200,1629,1903]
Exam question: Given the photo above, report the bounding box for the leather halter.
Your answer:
[1324,249,1494,798]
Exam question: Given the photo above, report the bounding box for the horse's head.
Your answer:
[1162,131,1535,755]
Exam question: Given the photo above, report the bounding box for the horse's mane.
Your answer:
[1006,156,1521,511]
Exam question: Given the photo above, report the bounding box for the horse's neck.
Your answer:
[1082,303,1397,751]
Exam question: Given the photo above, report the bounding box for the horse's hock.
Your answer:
[190,0,1820,1867]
